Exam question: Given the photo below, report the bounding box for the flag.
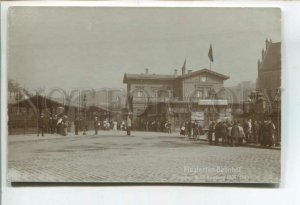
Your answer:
[208,44,213,62]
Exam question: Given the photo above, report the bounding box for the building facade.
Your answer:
[123,65,230,131]
[256,39,281,113]
[256,39,281,143]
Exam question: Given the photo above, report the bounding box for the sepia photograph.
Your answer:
[6,6,281,183]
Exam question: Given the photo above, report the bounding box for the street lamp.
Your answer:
[83,94,87,135]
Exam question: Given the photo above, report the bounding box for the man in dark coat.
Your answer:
[221,121,228,146]
[208,122,215,145]
[94,117,100,135]
[187,121,192,138]
[214,121,222,145]
[37,114,45,137]
[231,121,240,146]
[52,115,57,134]
[74,116,80,135]
[252,121,259,144]
[126,116,132,136]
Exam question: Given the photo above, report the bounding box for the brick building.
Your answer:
[256,39,281,113]
[123,63,230,131]
[256,39,281,143]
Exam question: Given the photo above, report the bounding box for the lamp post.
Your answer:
[83,94,87,135]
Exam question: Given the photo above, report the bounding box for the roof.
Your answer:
[10,95,64,108]
[180,68,229,80]
[260,42,281,71]
[123,73,175,83]
[123,68,229,83]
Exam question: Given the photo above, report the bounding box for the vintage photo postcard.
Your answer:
[5,6,281,183]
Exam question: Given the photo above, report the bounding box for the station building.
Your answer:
[123,63,231,131]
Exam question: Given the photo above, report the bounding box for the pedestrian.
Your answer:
[192,121,197,139]
[113,120,118,130]
[267,119,275,147]
[146,121,149,131]
[221,121,228,146]
[126,116,132,136]
[82,117,88,135]
[252,120,259,144]
[121,120,126,131]
[52,115,58,134]
[238,123,245,145]
[214,120,222,145]
[48,116,53,133]
[165,121,172,134]
[61,115,68,136]
[231,121,240,146]
[227,122,233,146]
[258,120,263,145]
[269,120,276,147]
[208,121,215,145]
[94,116,100,135]
[56,116,63,135]
[187,121,192,138]
[74,116,80,135]
[248,119,252,142]
[37,113,45,137]
[243,119,250,142]
[180,123,186,136]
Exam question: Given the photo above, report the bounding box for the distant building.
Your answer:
[123,64,230,130]
[255,39,281,143]
[256,39,281,113]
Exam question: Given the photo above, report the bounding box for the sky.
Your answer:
[8,7,281,92]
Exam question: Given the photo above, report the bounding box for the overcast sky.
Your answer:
[8,7,281,92]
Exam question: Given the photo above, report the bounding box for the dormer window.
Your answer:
[201,76,207,82]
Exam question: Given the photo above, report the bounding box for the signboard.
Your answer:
[198,99,228,105]
[191,112,204,121]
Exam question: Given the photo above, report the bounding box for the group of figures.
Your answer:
[36,113,134,137]
[180,121,203,138]
[135,120,173,133]
[206,119,277,147]
[37,114,69,136]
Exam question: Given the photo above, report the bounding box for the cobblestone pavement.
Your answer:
[8,130,280,183]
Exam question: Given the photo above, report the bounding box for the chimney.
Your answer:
[187,70,192,74]
[145,68,149,74]
[174,69,178,76]
[262,48,265,59]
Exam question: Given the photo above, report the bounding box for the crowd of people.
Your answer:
[180,121,203,138]
[37,114,71,136]
[204,119,277,147]
[134,120,173,133]
[36,113,134,137]
[36,113,277,148]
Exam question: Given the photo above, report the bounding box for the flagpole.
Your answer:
[208,42,213,70]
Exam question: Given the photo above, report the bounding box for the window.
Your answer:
[201,77,207,82]
[196,90,203,98]
[137,91,143,97]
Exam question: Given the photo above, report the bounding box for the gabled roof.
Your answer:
[180,68,229,80]
[260,42,281,71]
[123,68,229,83]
